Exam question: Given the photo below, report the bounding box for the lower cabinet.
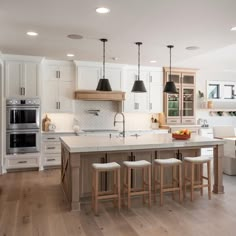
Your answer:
[41,132,75,167]
[199,128,214,157]
[5,153,40,170]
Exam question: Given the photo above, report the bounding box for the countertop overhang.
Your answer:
[60,133,225,153]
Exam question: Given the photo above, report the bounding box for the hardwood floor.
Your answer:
[0,169,236,236]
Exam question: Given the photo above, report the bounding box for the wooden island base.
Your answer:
[61,142,224,211]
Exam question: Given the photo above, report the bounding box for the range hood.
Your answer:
[74,90,125,101]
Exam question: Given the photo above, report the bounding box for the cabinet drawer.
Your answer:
[167,118,181,124]
[44,155,61,166]
[42,142,61,154]
[182,118,195,124]
[42,135,60,142]
[6,157,39,169]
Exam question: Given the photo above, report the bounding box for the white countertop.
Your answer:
[60,133,224,153]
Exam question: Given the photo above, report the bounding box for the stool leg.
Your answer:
[117,169,121,210]
[207,161,211,200]
[154,165,157,203]
[123,166,127,207]
[113,170,117,208]
[190,163,194,202]
[183,162,187,199]
[142,167,146,204]
[160,165,164,206]
[92,169,95,211]
[172,165,176,200]
[95,170,99,215]
[148,165,151,208]
[178,164,182,203]
[128,167,131,209]
[200,163,203,196]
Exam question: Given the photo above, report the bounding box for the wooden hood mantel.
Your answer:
[74,90,125,101]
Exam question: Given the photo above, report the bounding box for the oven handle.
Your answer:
[6,129,40,134]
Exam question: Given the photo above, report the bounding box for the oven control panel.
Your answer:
[6,98,40,106]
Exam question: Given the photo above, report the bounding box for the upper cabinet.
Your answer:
[4,55,43,97]
[42,60,75,113]
[75,61,124,91]
[163,68,197,125]
[207,80,236,100]
[123,67,163,113]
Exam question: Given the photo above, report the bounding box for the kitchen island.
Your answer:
[60,133,225,211]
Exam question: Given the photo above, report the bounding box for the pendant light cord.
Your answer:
[136,42,142,81]
[169,46,172,81]
[103,40,105,79]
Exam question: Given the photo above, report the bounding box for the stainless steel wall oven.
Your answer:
[6,98,40,154]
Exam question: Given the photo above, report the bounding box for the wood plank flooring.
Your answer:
[0,169,236,236]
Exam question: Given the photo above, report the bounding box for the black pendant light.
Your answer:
[163,45,178,94]
[96,38,112,91]
[131,42,147,93]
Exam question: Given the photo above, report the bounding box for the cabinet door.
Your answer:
[149,85,163,113]
[181,73,195,86]
[5,62,22,96]
[104,67,123,91]
[45,65,60,81]
[165,71,181,86]
[23,63,39,97]
[59,65,74,82]
[58,80,73,112]
[43,80,59,112]
[77,66,100,90]
[181,87,195,119]
[166,87,181,119]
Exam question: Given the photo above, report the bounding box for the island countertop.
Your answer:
[60,133,224,153]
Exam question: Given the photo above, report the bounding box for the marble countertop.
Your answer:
[60,133,224,153]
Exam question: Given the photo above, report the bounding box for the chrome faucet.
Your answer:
[114,112,125,137]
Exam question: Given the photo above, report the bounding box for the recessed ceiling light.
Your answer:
[186,46,200,50]
[231,26,236,31]
[96,7,110,14]
[26,31,38,36]
[67,34,83,40]
[67,54,74,57]
[150,60,157,63]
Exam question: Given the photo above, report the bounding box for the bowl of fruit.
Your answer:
[172,129,191,140]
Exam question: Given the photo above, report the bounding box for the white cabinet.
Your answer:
[199,128,213,157]
[43,61,75,113]
[5,153,40,170]
[5,60,41,97]
[75,61,124,91]
[124,68,163,113]
[41,132,75,167]
[149,71,163,113]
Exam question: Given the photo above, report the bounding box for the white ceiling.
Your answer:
[0,0,236,67]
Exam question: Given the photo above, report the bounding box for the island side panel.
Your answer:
[213,144,224,194]
[61,144,81,211]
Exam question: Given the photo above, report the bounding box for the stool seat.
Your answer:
[123,160,151,168]
[154,158,181,165]
[184,156,212,163]
[92,162,120,170]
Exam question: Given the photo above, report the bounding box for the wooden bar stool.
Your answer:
[154,158,182,206]
[92,162,121,215]
[123,160,151,209]
[183,156,211,201]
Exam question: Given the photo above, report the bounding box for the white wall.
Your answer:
[176,45,236,128]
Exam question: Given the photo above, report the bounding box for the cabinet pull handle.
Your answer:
[59,102,60,109]
[149,103,152,110]
[47,147,56,149]
[47,158,56,161]
[56,71,58,78]
[47,137,56,140]
[18,161,27,164]
[59,71,60,78]
[23,87,25,95]
[134,103,139,110]
[150,75,152,83]
[20,87,22,95]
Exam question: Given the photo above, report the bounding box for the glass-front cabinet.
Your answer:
[164,68,196,125]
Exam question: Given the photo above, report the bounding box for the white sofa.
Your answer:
[213,126,236,175]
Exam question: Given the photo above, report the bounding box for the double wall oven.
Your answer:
[6,98,40,154]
